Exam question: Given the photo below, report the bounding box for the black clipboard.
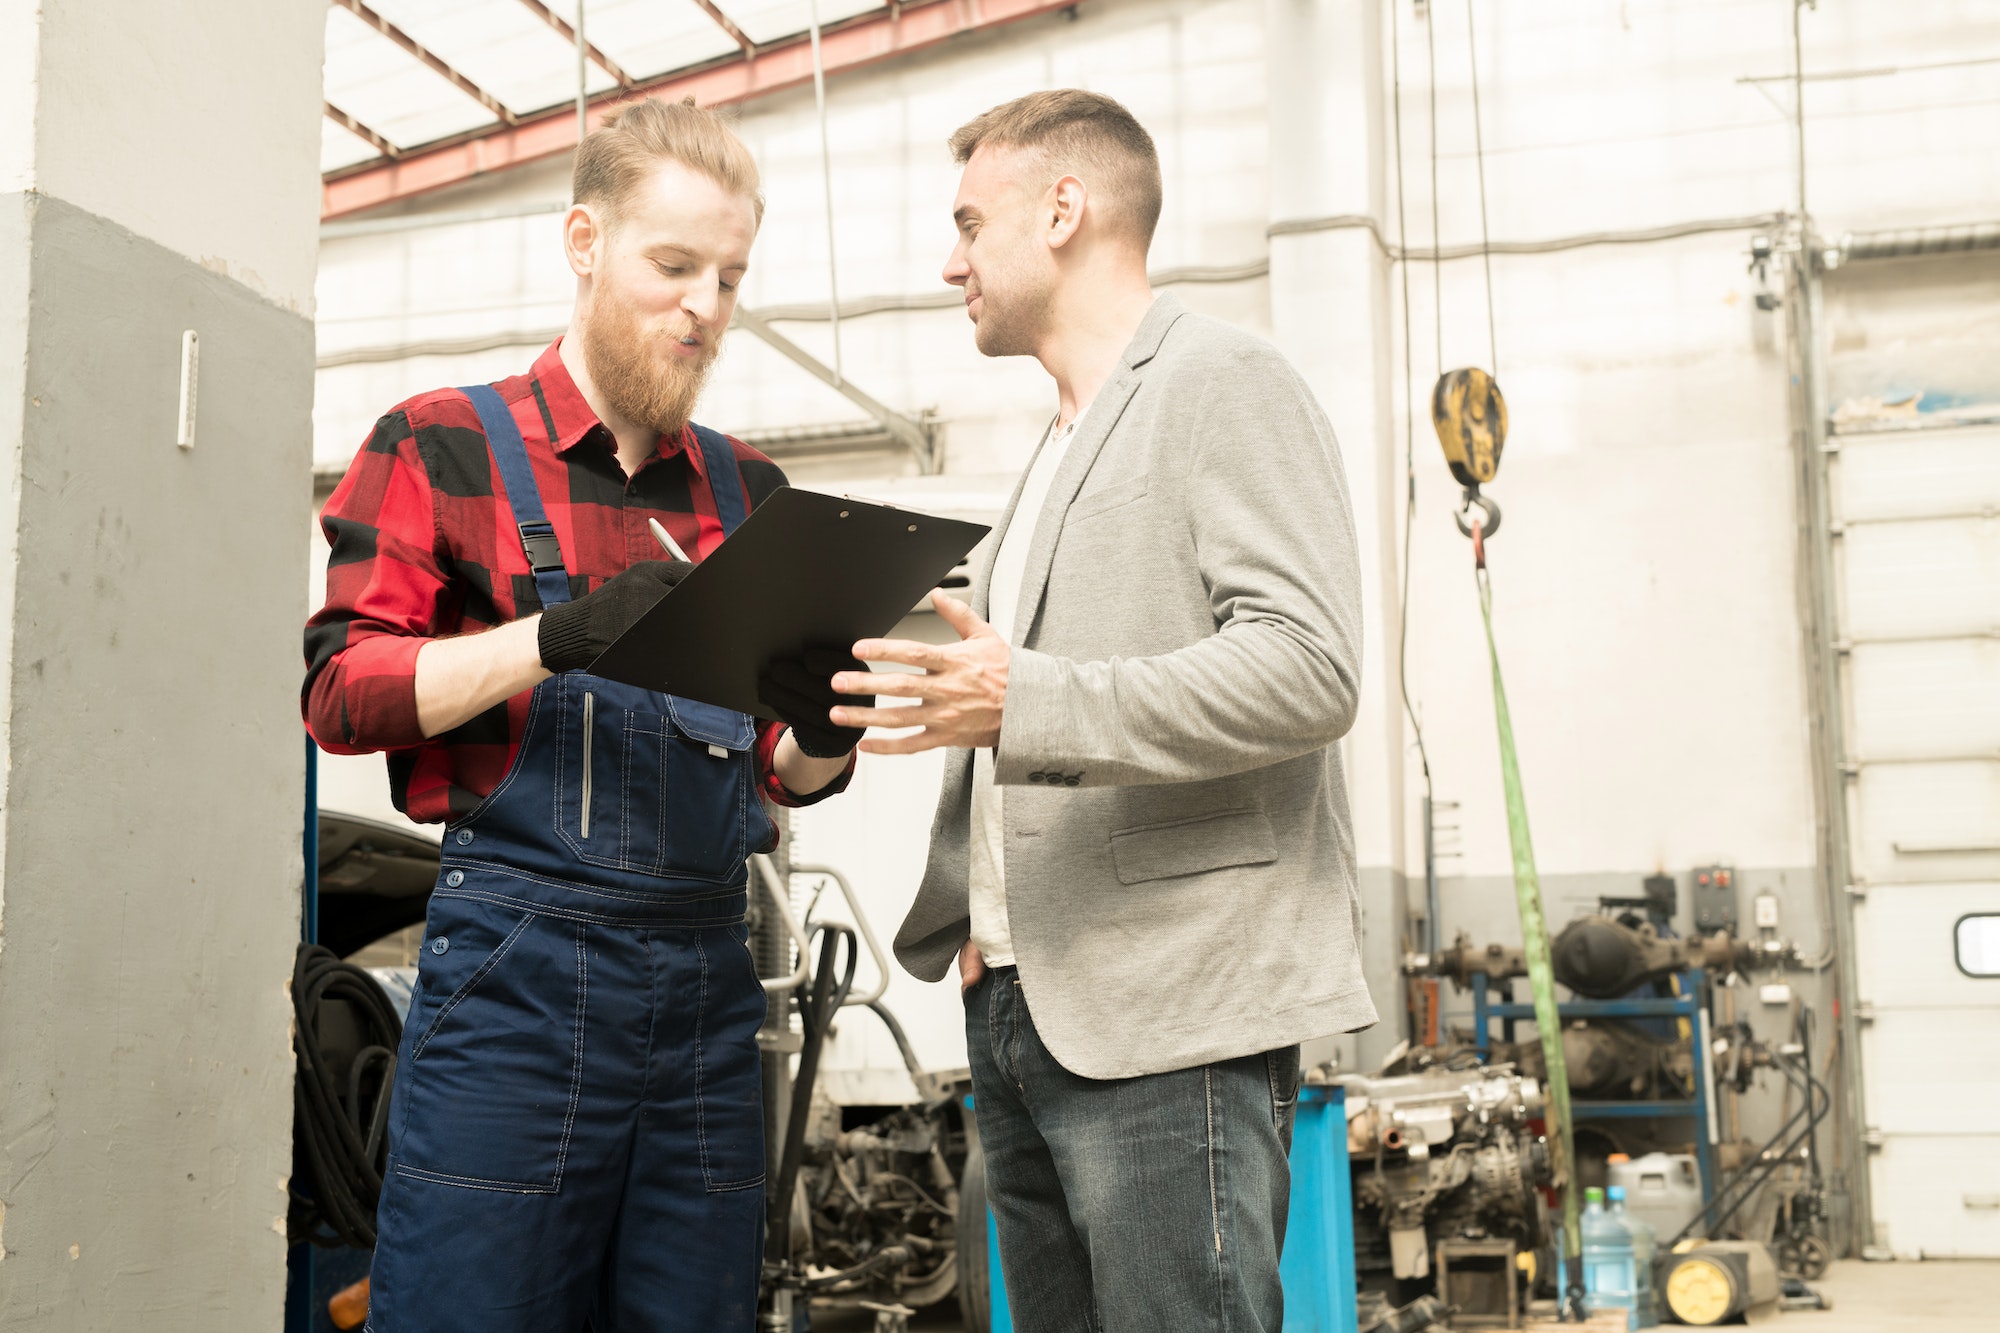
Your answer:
[588,487,991,720]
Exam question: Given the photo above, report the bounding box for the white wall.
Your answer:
[309,0,2000,1087]
[25,0,325,311]
[0,0,38,195]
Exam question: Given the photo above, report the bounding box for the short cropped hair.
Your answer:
[948,90,1163,249]
[574,96,764,227]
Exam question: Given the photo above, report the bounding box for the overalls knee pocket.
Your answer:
[394,893,587,1194]
[694,922,769,1193]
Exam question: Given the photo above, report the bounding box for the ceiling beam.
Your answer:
[512,0,636,88]
[331,0,519,126]
[324,101,403,160]
[732,308,936,472]
[690,0,758,57]
[323,0,1078,219]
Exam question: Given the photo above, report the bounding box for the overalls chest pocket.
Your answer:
[555,673,763,882]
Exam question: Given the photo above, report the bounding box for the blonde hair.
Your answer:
[574,96,764,226]
[948,90,1162,248]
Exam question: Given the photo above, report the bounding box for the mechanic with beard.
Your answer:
[303,98,862,1333]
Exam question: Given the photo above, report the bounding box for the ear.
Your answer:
[1045,175,1087,251]
[563,204,603,279]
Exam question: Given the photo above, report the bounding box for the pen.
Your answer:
[647,517,692,563]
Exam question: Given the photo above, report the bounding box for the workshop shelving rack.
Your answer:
[1468,967,1718,1205]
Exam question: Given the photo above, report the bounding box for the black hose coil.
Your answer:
[291,943,403,1249]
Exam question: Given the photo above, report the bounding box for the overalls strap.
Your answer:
[689,423,749,536]
[460,383,574,609]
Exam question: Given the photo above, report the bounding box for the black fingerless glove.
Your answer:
[758,647,869,759]
[537,560,693,673]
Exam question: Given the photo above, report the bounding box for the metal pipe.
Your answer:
[303,737,320,946]
[1738,53,2000,86]
[1841,220,2000,262]
[1266,210,1782,260]
[576,0,588,146]
[807,0,844,386]
[730,307,935,471]
[1423,794,1441,956]
[1792,0,1810,225]
[320,200,568,240]
[790,862,892,1007]
[1785,239,1877,1254]
[752,854,813,994]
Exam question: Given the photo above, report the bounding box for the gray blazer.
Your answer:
[892,294,1378,1079]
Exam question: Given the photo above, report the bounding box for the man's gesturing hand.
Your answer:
[829,590,1008,754]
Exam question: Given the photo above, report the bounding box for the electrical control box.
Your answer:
[1693,864,1738,933]
[1754,893,1781,930]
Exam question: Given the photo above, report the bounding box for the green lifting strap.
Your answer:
[1470,522,1585,1315]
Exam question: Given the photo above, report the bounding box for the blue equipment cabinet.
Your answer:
[988,1084,1358,1332]
[1469,966,1717,1204]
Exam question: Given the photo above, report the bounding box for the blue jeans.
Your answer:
[967,967,1300,1333]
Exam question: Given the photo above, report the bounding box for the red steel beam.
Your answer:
[323,0,1078,220]
[332,0,519,126]
[513,0,637,88]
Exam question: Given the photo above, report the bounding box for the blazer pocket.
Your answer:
[1110,809,1278,886]
[1066,477,1150,524]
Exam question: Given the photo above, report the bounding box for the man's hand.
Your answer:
[537,560,692,673]
[759,648,869,758]
[829,591,1009,754]
[958,943,987,993]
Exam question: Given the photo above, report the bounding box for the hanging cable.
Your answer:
[1465,0,1498,377]
[807,0,845,386]
[1392,0,1437,962]
[1424,0,1444,376]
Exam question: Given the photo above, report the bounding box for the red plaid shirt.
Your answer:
[304,339,851,825]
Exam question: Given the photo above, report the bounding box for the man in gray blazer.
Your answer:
[823,89,1375,1332]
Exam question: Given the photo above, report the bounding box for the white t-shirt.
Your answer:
[967,408,1090,968]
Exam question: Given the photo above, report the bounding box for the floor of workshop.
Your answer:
[807,1259,2000,1330]
[1802,1260,2000,1331]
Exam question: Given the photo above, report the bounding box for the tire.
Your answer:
[956,1138,990,1333]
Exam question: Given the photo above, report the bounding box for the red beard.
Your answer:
[581,290,721,437]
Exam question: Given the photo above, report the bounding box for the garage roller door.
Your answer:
[1832,416,2000,1259]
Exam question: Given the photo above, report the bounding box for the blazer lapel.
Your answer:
[1008,294,1189,643]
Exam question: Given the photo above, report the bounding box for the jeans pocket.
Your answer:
[695,927,768,1193]
[1267,1045,1302,1147]
[395,898,587,1193]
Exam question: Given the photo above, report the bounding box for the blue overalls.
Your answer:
[367,386,776,1332]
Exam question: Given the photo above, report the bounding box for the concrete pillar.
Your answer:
[1264,0,1408,1068]
[0,1,324,1325]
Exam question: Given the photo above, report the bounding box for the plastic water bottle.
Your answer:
[1581,1186,1640,1328]
[1608,1184,1659,1328]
